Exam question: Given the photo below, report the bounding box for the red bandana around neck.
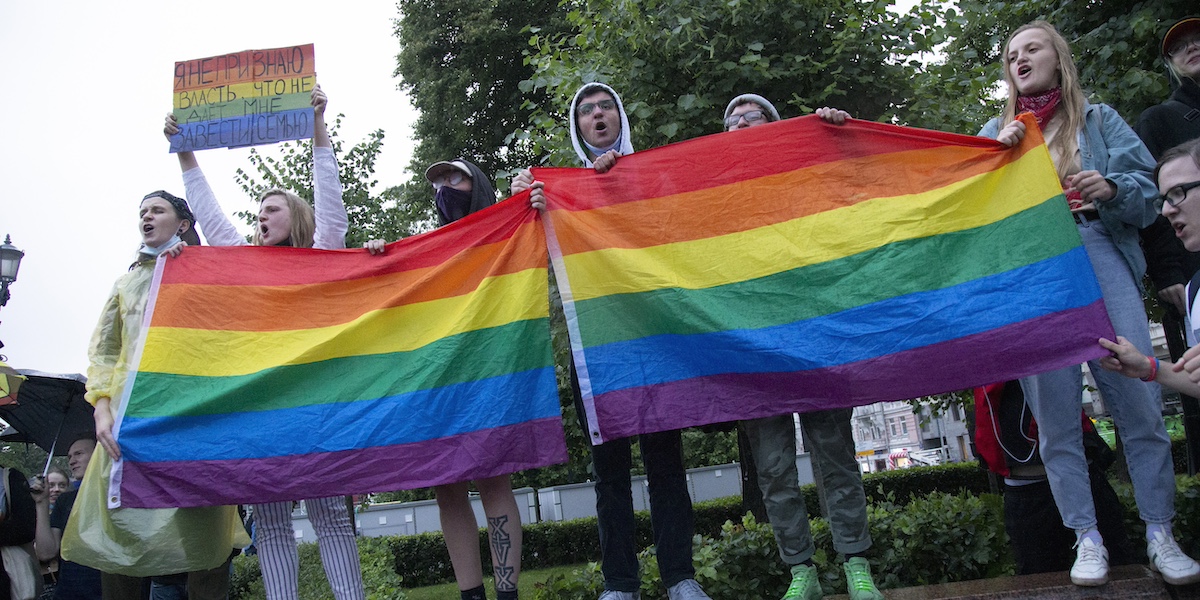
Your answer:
[1017,87,1062,129]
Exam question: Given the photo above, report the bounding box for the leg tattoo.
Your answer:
[489,515,516,591]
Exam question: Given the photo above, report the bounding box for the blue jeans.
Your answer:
[743,408,871,565]
[1020,221,1175,530]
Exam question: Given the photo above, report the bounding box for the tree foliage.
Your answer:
[899,0,1191,132]
[518,0,931,165]
[234,115,431,246]
[394,0,573,199]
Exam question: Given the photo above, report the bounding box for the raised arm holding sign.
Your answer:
[168,44,316,152]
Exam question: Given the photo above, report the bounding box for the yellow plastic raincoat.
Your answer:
[62,257,248,576]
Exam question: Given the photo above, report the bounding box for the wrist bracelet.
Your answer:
[1141,356,1159,382]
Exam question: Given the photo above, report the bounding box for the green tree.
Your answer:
[517,0,935,164]
[0,443,65,480]
[235,115,430,245]
[898,0,1192,132]
[394,0,573,198]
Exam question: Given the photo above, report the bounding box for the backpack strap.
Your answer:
[1167,99,1200,122]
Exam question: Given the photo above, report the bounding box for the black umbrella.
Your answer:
[0,370,93,460]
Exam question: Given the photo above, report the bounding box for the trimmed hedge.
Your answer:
[387,462,988,586]
[532,490,1012,599]
[226,461,1047,594]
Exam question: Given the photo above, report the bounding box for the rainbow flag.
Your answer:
[538,113,1114,444]
[169,44,317,152]
[110,198,565,508]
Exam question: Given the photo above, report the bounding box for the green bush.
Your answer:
[859,462,991,505]
[533,490,1012,598]
[388,531,454,588]
[868,492,1011,588]
[229,538,407,600]
[389,462,989,586]
[1172,437,1190,475]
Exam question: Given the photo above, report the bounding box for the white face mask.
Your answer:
[139,234,183,258]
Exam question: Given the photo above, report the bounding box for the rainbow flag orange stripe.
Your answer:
[538,114,1114,443]
[110,199,565,508]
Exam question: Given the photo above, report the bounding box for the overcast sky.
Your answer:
[0,1,419,375]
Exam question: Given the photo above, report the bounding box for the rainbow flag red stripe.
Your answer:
[537,114,1113,443]
[111,199,565,508]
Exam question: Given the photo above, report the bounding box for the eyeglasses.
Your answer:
[431,170,466,190]
[1167,33,1200,58]
[577,99,616,116]
[724,110,766,129]
[1156,180,1200,211]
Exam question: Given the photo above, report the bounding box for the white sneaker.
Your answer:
[1148,530,1200,585]
[666,579,711,600]
[1070,536,1109,586]
[598,590,639,600]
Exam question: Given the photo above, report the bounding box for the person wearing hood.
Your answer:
[512,82,631,208]
[74,191,249,599]
[513,83,710,600]
[365,158,523,600]
[723,94,883,600]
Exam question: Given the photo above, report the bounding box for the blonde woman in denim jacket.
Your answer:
[978,20,1198,588]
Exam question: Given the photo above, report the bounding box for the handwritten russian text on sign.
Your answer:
[169,45,316,152]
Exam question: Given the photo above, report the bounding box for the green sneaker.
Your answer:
[782,563,822,600]
[843,557,884,600]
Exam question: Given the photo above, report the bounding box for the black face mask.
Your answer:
[436,186,474,224]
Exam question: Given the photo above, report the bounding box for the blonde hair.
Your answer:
[1001,21,1085,182]
[1166,58,1197,87]
[252,189,316,248]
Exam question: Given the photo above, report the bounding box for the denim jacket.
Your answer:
[980,103,1158,286]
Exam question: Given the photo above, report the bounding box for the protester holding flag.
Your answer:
[978,20,1194,587]
[1103,139,1200,416]
[163,85,366,600]
[363,158,523,600]
[68,190,248,598]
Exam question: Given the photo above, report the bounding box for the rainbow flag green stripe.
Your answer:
[538,114,1116,443]
[574,198,1073,346]
[112,200,566,508]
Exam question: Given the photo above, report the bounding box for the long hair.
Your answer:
[1001,21,1085,181]
[251,189,316,248]
[1166,58,1198,87]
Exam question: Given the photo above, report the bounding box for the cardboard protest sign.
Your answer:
[169,44,316,152]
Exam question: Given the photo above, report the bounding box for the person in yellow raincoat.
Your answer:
[63,190,248,598]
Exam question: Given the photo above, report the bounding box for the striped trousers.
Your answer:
[253,497,364,600]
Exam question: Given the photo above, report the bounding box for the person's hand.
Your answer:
[528,181,546,210]
[29,476,49,505]
[312,84,327,117]
[995,119,1026,147]
[164,241,187,258]
[593,150,621,174]
[1098,336,1153,379]
[815,107,851,124]
[363,239,386,255]
[1158,284,1188,314]
[164,113,180,140]
[1067,170,1117,203]
[511,169,534,194]
[1173,344,1200,383]
[94,397,121,460]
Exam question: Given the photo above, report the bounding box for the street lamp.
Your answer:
[0,235,25,308]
